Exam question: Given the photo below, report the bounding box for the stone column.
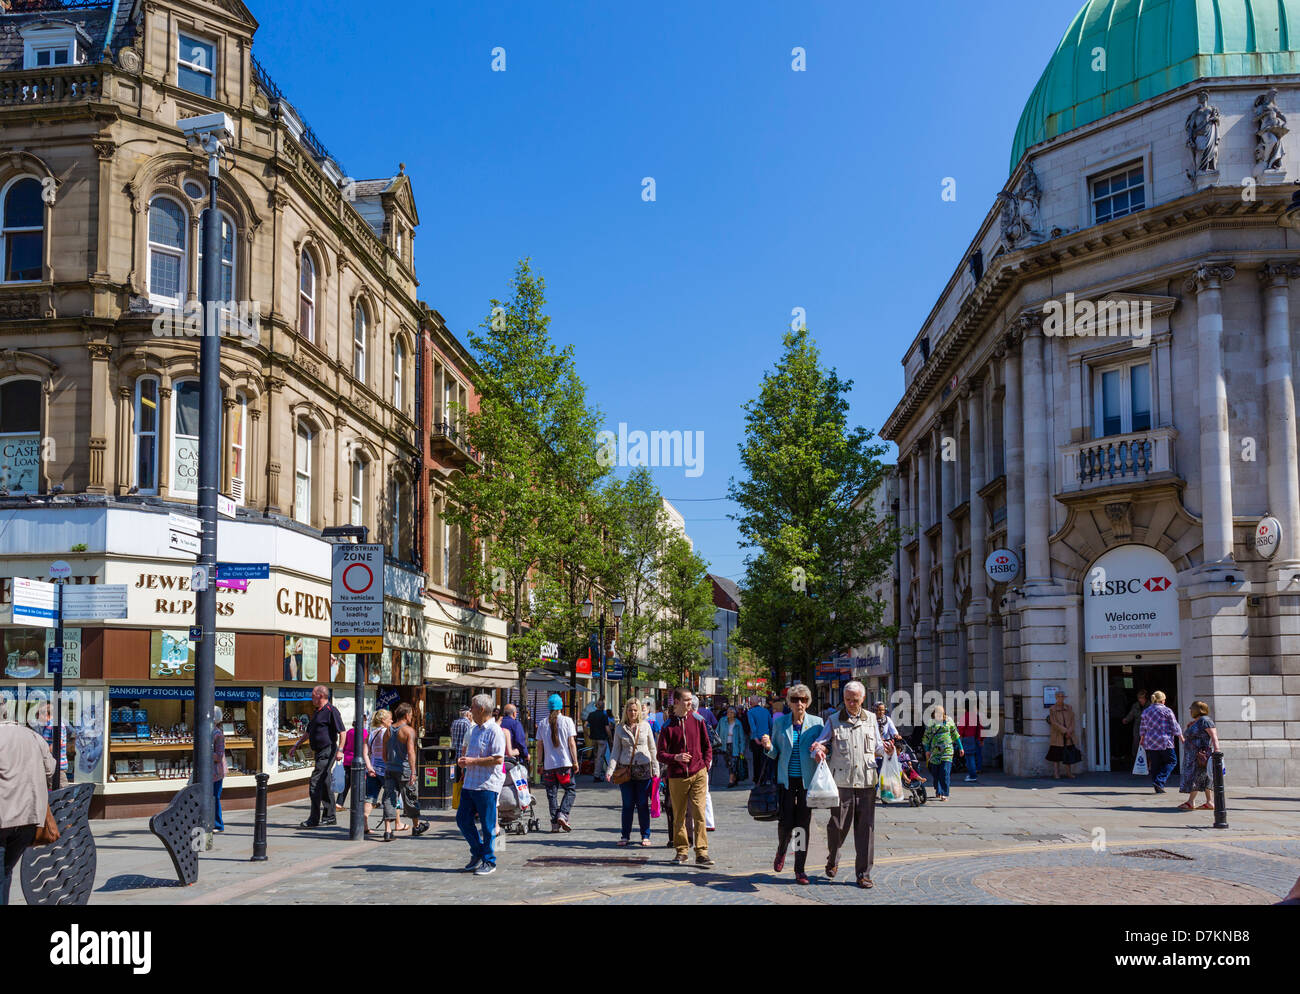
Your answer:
[1002,333,1025,561]
[897,453,915,690]
[938,418,960,690]
[87,344,112,494]
[1021,317,1052,586]
[915,440,933,692]
[115,385,132,495]
[264,377,284,515]
[1185,263,1236,564]
[1259,264,1300,563]
[966,375,989,690]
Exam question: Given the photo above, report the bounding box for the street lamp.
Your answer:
[179,111,234,840]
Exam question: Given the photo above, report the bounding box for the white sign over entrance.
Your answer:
[1084,545,1179,652]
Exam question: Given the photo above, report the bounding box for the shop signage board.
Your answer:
[1083,544,1179,652]
[218,494,237,519]
[984,549,1021,584]
[61,584,128,621]
[331,543,384,654]
[12,577,56,628]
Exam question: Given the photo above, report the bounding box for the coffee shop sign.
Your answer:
[445,631,493,656]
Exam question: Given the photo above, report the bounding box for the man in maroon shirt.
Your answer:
[656,687,714,867]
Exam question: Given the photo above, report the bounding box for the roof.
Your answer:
[0,1,137,70]
[1010,0,1300,172]
[708,573,741,609]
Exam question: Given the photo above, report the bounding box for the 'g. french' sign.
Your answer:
[1084,544,1179,652]
[984,549,1021,584]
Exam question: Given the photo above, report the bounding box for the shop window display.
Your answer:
[106,691,261,783]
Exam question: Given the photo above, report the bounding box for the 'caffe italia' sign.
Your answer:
[444,630,493,656]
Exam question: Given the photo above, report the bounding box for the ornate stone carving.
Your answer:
[266,377,286,393]
[1184,263,1236,295]
[0,295,40,321]
[87,343,112,360]
[117,48,142,75]
[1258,262,1300,288]
[998,163,1043,248]
[1184,90,1221,178]
[93,140,116,162]
[1104,501,1133,541]
[1254,88,1288,172]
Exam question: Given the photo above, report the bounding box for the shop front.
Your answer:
[422,597,509,738]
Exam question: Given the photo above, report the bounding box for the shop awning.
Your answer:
[521,672,595,695]
[448,666,519,689]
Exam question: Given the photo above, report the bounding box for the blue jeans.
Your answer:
[929,760,952,797]
[619,778,652,840]
[456,788,499,866]
[1148,747,1178,788]
[962,738,981,777]
[213,780,224,831]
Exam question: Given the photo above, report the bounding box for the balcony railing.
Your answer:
[429,422,480,466]
[1060,427,1177,492]
[0,66,103,107]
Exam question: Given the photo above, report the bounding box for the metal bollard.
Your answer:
[252,772,269,860]
[1211,751,1229,829]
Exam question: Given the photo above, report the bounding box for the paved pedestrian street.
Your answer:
[21,765,1299,906]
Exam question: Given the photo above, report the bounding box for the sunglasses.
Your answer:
[790,697,810,704]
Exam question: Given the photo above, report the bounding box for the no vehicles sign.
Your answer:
[331,544,384,653]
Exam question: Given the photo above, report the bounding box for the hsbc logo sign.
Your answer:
[1090,576,1172,597]
[984,549,1021,584]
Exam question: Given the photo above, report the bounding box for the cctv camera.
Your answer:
[179,112,235,144]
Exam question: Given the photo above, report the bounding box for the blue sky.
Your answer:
[252,0,1085,582]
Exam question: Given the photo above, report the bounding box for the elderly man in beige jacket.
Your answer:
[811,681,894,889]
[0,708,56,905]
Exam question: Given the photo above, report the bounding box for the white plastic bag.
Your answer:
[704,791,715,830]
[806,759,840,808]
[332,760,346,797]
[1132,747,1149,776]
[879,751,904,801]
[511,764,533,808]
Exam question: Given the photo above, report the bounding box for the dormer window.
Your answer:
[22,25,81,70]
[178,32,217,99]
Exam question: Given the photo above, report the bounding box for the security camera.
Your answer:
[179,112,234,145]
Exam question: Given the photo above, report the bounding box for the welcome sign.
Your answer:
[1084,545,1179,652]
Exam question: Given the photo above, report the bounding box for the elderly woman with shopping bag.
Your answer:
[761,684,824,885]
[811,681,893,889]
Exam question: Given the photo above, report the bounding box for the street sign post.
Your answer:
[61,585,128,621]
[12,578,56,627]
[330,544,383,655]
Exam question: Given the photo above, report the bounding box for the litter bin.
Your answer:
[418,741,453,811]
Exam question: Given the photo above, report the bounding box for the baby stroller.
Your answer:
[498,757,541,835]
[894,740,928,806]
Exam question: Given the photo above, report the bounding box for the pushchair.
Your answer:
[894,740,928,806]
[497,756,541,834]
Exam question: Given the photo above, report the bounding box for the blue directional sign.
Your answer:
[216,563,270,580]
[47,647,63,674]
[189,626,203,641]
[606,661,624,680]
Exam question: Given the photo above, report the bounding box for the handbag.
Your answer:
[1061,736,1083,767]
[34,803,60,846]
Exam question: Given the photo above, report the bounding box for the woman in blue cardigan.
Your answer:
[761,683,824,885]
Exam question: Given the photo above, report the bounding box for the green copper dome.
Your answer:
[1010,0,1300,172]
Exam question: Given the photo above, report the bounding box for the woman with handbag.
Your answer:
[1045,691,1079,779]
[1178,701,1219,813]
[605,699,659,846]
[0,706,57,905]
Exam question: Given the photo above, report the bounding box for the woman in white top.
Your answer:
[604,699,660,846]
[539,693,579,831]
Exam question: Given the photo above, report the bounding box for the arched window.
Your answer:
[0,378,41,493]
[148,196,188,306]
[2,177,44,283]
[350,456,366,527]
[299,251,316,343]
[294,421,314,525]
[353,302,367,384]
[230,392,247,503]
[393,338,406,412]
[133,377,160,495]
[197,208,236,303]
[171,380,200,498]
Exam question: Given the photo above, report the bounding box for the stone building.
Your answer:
[883,0,1300,785]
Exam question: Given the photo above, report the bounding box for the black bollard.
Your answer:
[252,772,269,860]
[1211,751,1229,829]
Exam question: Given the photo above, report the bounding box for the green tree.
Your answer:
[729,327,898,690]
[447,260,610,715]
[648,533,715,687]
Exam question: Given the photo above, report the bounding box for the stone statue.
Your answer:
[998,162,1043,247]
[1254,88,1288,172]
[1185,89,1221,178]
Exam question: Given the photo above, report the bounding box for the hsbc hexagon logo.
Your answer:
[1143,576,1171,593]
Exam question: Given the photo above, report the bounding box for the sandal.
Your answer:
[617,839,629,847]
[1177,801,1194,811]
[1198,802,1214,810]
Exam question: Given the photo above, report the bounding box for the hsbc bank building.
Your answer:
[882,0,1300,785]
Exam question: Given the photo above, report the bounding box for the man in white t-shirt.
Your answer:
[538,693,579,831]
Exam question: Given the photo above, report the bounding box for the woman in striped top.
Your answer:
[761,684,824,885]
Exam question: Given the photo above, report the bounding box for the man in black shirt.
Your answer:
[291,685,344,828]
[586,698,612,782]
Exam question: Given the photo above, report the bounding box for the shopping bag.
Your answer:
[649,776,662,818]
[704,791,715,830]
[332,761,346,797]
[806,759,840,808]
[879,751,905,801]
[1132,747,1148,776]
[511,764,533,808]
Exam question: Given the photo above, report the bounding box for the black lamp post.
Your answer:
[581,595,626,709]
